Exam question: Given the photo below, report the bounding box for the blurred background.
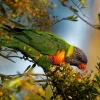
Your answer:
[0,0,100,75]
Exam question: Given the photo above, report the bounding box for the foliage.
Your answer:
[0,0,99,30]
[47,63,98,100]
[0,0,52,31]
[0,0,100,100]
[0,62,100,100]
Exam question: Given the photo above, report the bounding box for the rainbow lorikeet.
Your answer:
[0,25,87,71]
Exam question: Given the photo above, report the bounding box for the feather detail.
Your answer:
[66,45,74,57]
[48,50,65,65]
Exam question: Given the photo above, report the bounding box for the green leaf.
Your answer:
[95,74,100,85]
[24,65,31,73]
[42,83,48,89]
[94,25,100,30]
[93,82,100,93]
[98,13,100,24]
[65,16,78,21]
[71,7,78,13]
[24,63,36,73]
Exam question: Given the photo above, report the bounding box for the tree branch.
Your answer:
[59,0,97,29]
[0,73,46,79]
[0,53,15,63]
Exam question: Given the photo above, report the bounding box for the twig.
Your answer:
[0,73,46,79]
[34,79,49,83]
[0,53,15,63]
[50,17,66,27]
[9,73,46,77]
[59,0,97,29]
[0,73,12,79]
[8,55,34,62]
[70,0,85,16]
[0,72,49,84]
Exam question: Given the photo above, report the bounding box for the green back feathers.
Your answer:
[2,26,71,55]
[24,30,71,55]
[1,26,75,70]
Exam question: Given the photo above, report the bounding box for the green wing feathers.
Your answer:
[0,33,41,60]
[1,26,70,55]
[0,25,87,71]
[0,33,51,70]
[0,26,71,70]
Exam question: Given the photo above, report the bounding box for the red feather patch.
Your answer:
[78,63,86,70]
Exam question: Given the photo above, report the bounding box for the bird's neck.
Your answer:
[66,45,74,57]
[48,46,74,65]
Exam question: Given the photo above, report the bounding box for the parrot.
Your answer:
[0,25,87,71]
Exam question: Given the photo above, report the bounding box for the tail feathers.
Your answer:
[2,24,24,33]
[2,24,32,39]
[1,24,33,47]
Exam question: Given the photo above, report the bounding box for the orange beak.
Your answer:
[78,63,86,70]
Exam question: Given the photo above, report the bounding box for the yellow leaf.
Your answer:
[9,78,21,88]
[0,92,3,97]
[79,0,86,4]
[95,94,100,100]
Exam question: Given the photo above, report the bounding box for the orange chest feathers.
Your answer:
[48,50,65,65]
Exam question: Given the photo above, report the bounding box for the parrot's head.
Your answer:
[66,46,87,70]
